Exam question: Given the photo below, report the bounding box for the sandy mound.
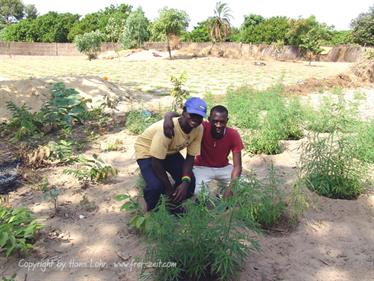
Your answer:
[286,59,374,94]
[0,76,131,121]
[120,49,174,61]
[351,58,374,82]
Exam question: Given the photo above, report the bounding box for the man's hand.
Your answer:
[172,182,189,203]
[223,188,233,198]
[163,112,177,139]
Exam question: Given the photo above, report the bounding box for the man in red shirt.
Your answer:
[164,105,244,198]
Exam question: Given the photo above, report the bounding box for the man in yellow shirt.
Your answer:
[134,97,207,211]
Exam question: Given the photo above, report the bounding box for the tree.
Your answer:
[24,4,37,19]
[121,7,150,49]
[209,1,232,43]
[182,20,210,42]
[1,12,79,42]
[74,30,103,60]
[151,7,189,59]
[241,14,264,29]
[68,4,132,42]
[240,16,289,44]
[300,25,331,65]
[0,0,24,24]
[286,16,319,46]
[351,5,374,46]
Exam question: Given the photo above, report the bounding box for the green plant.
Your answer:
[300,131,367,199]
[115,194,147,232]
[170,72,189,111]
[63,154,118,183]
[305,95,360,133]
[353,119,374,163]
[1,274,16,281]
[41,82,90,129]
[47,140,76,163]
[232,167,286,228]
[74,30,103,60]
[6,101,42,141]
[125,110,162,135]
[141,195,259,281]
[43,187,62,215]
[0,206,43,256]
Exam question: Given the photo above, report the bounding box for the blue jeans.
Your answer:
[137,153,195,211]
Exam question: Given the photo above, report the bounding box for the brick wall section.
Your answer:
[0,41,368,62]
[0,42,121,56]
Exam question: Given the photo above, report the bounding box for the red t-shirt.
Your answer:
[194,121,244,168]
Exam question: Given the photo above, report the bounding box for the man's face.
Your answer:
[183,112,203,128]
[209,111,228,139]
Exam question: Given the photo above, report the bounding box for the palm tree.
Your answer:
[209,2,233,44]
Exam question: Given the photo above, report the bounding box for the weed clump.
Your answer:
[300,131,367,199]
[125,110,162,135]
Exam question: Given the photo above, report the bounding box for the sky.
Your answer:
[22,0,373,31]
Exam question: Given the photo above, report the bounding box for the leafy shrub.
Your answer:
[170,72,189,111]
[63,154,118,183]
[125,110,162,134]
[301,131,367,199]
[41,82,90,129]
[141,197,259,281]
[232,168,285,228]
[6,102,43,141]
[47,140,76,163]
[74,31,103,60]
[0,207,43,256]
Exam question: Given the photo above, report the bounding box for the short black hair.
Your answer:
[210,105,228,116]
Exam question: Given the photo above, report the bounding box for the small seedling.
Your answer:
[43,186,62,215]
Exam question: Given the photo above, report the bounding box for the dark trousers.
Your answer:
[137,153,195,211]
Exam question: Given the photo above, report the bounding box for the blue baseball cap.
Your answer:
[184,97,207,117]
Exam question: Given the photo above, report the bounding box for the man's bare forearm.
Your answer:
[151,157,174,195]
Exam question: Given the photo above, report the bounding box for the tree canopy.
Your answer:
[351,5,374,46]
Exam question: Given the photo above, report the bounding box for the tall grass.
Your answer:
[300,131,367,199]
[226,85,304,154]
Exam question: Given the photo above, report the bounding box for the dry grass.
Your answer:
[0,55,352,95]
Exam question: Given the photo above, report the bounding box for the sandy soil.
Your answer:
[0,57,373,281]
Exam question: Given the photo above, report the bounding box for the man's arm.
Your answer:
[163,112,179,139]
[151,157,174,196]
[223,151,242,198]
[173,154,195,202]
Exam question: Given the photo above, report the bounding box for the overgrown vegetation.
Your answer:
[226,85,304,154]
[300,131,367,199]
[141,196,259,281]
[125,110,162,134]
[0,206,42,256]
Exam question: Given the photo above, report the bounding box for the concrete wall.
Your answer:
[0,41,367,62]
[0,42,120,56]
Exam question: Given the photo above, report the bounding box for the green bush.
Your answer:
[301,131,367,199]
[125,110,162,135]
[232,168,285,228]
[141,196,259,281]
[0,207,43,256]
[74,31,103,60]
